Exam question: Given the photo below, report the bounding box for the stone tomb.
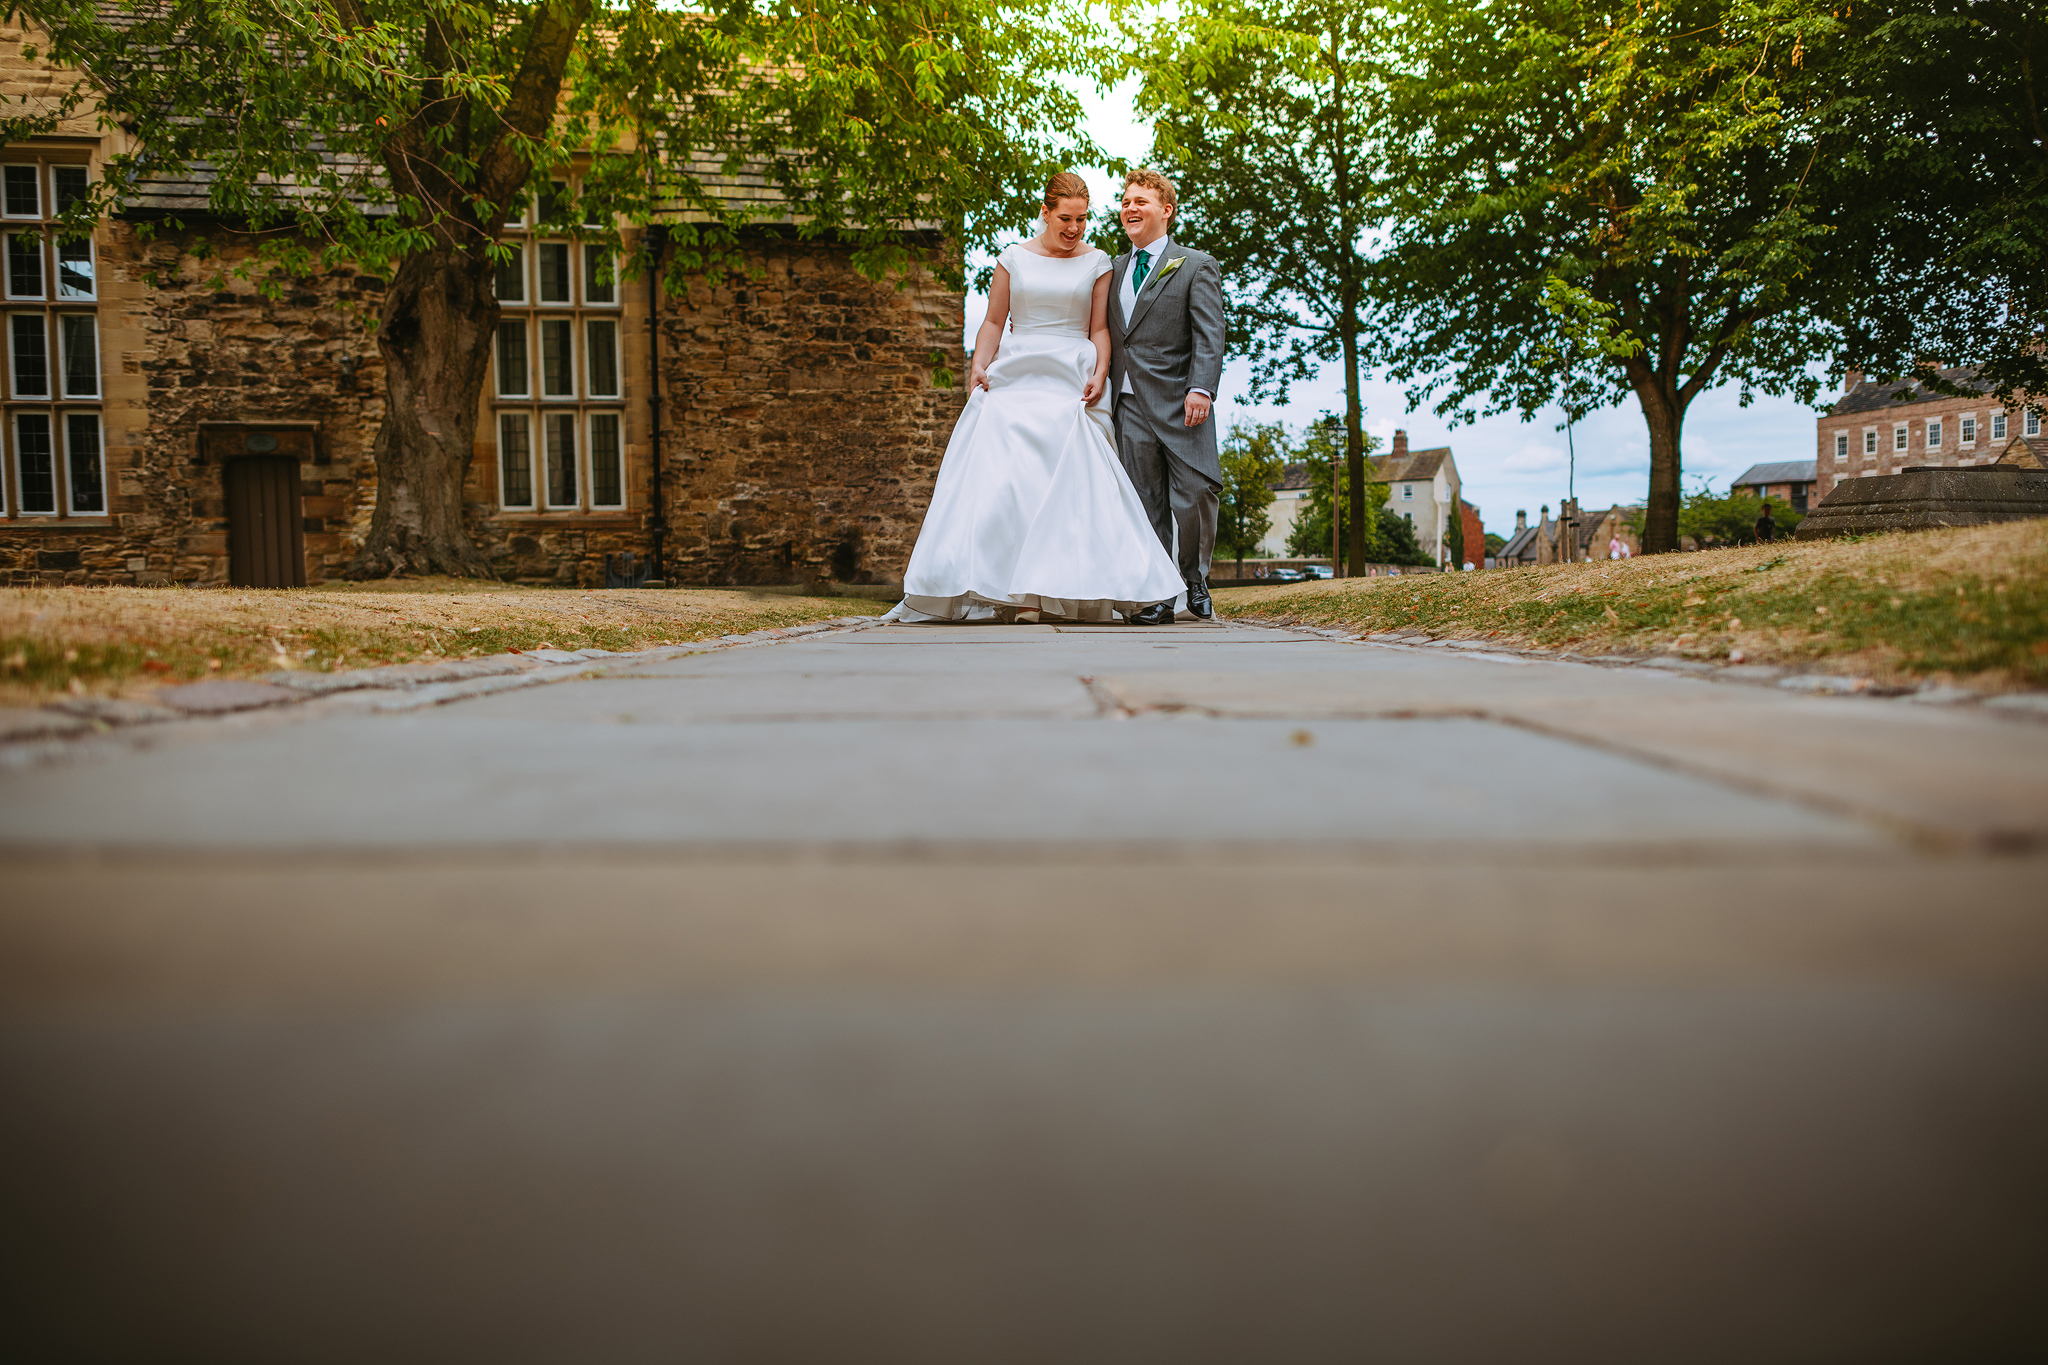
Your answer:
[1794,465,2048,538]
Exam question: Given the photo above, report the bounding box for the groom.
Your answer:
[1108,168,1226,625]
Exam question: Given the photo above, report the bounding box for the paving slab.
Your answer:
[2,618,2043,1358]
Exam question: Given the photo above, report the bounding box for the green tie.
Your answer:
[1132,247,1151,292]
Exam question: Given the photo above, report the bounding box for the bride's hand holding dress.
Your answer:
[884,231,1186,625]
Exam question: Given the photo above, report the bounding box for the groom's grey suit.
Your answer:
[1108,236,1226,590]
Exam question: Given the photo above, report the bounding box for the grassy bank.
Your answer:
[1216,520,2048,691]
[0,579,886,707]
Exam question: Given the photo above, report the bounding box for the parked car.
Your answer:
[1299,564,1335,579]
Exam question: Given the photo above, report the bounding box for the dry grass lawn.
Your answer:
[0,579,886,707]
[1217,520,2048,691]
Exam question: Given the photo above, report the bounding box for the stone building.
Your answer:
[1814,368,2039,503]
[0,20,964,589]
[1493,499,1639,566]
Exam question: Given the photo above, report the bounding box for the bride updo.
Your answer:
[1042,171,1089,209]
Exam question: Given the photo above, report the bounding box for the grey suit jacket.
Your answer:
[1108,243,1226,480]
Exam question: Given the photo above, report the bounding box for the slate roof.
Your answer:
[1828,367,1992,416]
[1496,524,1541,562]
[1274,461,1314,491]
[1372,447,1450,483]
[1731,461,1818,488]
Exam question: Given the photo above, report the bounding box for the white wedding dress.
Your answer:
[884,243,1185,623]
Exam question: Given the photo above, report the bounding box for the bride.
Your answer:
[885,173,1185,624]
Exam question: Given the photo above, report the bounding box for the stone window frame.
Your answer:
[2029,411,2042,439]
[1863,426,1876,455]
[1927,417,1942,450]
[1893,423,1908,452]
[1833,430,1848,460]
[1961,414,1977,447]
[1993,411,2007,441]
[490,176,626,515]
[2,153,103,522]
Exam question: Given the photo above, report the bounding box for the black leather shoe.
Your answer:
[1126,601,1174,626]
[1185,578,1213,619]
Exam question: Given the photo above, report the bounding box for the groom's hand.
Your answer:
[1184,392,1212,427]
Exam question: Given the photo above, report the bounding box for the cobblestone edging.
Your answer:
[0,616,886,756]
[1239,617,2048,722]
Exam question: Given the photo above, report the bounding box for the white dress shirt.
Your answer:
[1119,232,1211,400]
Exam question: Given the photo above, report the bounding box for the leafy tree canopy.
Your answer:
[1217,419,1289,566]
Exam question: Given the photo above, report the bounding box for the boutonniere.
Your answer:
[1147,255,1187,289]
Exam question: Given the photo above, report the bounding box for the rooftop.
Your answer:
[1828,367,1992,416]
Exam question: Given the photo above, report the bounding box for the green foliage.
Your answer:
[1678,482,1806,547]
[1376,506,1432,566]
[1818,2,2046,416]
[1116,0,1383,571]
[1446,498,1466,568]
[7,0,1099,293]
[1283,414,1387,560]
[1483,532,1507,556]
[1372,0,1859,553]
[1217,421,1290,567]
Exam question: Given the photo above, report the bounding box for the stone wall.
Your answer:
[0,222,388,585]
[657,234,965,588]
[0,218,964,588]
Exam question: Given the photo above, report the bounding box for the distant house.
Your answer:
[1256,428,1466,565]
[1492,499,1638,567]
[1814,367,2040,503]
[1258,461,1316,557]
[1731,460,1818,512]
[1372,431,1463,566]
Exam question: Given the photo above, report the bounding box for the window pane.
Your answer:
[11,314,47,396]
[494,244,525,302]
[3,165,39,217]
[65,412,102,513]
[1962,417,1975,442]
[56,238,92,299]
[1864,430,1875,454]
[537,243,570,303]
[539,181,569,226]
[2030,412,2042,437]
[584,246,614,304]
[1928,420,1941,448]
[15,412,53,512]
[590,413,622,506]
[495,319,529,396]
[7,233,41,297]
[1993,414,2006,440]
[540,318,574,396]
[544,412,577,506]
[499,414,533,508]
[586,319,618,397]
[60,314,97,396]
[52,166,88,214]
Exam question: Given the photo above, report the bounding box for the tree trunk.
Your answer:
[346,246,499,578]
[1634,376,1687,553]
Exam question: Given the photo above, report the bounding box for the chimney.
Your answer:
[1515,509,1527,531]
[1392,429,1408,460]
[1845,367,1863,393]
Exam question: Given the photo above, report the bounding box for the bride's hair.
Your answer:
[1041,172,1090,210]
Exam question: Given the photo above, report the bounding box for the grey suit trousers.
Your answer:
[1115,402,1220,587]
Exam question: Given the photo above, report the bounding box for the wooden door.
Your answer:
[225,456,307,588]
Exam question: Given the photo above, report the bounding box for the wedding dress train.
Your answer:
[885,244,1184,623]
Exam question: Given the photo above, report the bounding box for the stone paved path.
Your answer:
[3,619,2044,1361]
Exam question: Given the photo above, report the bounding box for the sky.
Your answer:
[963,76,1838,540]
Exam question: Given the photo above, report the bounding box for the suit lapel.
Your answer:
[1109,252,1132,337]
[1125,251,1177,335]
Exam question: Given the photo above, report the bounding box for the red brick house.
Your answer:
[1814,368,2038,502]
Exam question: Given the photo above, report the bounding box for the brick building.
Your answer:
[1731,460,1817,512]
[0,20,964,589]
[1814,368,2039,502]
